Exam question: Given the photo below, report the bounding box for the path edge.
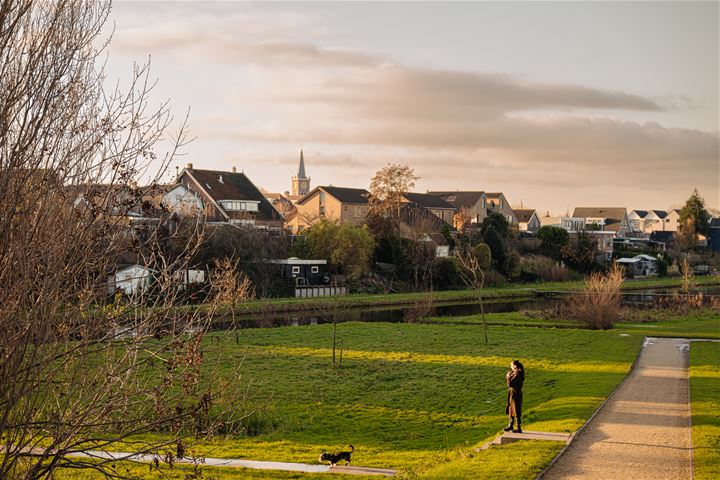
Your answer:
[533,335,650,480]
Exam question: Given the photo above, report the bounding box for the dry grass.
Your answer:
[564,265,624,329]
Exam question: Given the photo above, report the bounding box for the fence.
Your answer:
[294,285,347,298]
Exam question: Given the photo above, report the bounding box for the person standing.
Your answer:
[504,360,525,433]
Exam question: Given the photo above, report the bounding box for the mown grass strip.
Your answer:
[689,341,720,480]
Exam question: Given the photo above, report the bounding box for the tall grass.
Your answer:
[565,265,624,329]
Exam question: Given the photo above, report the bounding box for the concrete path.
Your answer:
[69,450,396,476]
[541,337,693,480]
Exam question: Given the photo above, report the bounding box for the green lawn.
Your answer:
[98,321,641,478]
[689,341,720,480]
[52,305,720,479]
[616,309,720,339]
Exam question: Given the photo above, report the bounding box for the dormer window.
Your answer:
[218,175,223,184]
[220,200,259,212]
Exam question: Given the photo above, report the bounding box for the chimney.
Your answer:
[232,166,237,173]
[187,162,193,169]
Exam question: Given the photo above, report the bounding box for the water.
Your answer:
[219,283,719,329]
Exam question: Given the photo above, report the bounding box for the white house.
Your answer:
[539,216,586,233]
[616,255,659,277]
[162,184,204,216]
[573,207,630,237]
[107,265,155,296]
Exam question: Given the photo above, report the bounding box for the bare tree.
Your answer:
[210,256,256,338]
[458,250,489,344]
[0,2,244,478]
[314,299,352,367]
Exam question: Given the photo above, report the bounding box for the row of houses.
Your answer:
[76,151,717,267]
[156,154,716,253]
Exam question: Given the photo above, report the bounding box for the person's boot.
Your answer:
[503,417,514,432]
[513,419,522,433]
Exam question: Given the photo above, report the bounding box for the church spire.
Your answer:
[298,148,307,179]
[291,148,310,196]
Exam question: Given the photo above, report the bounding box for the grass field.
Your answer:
[53,305,719,479]
[689,341,720,480]
[616,309,720,339]
[86,320,641,479]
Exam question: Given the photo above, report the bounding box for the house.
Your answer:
[586,231,616,262]
[107,265,155,295]
[486,193,518,225]
[419,233,451,258]
[162,164,283,230]
[270,258,330,287]
[269,258,346,297]
[708,218,720,253]
[402,192,456,225]
[573,207,630,237]
[649,230,675,247]
[513,209,540,233]
[263,191,297,218]
[399,202,456,257]
[539,216,586,232]
[427,191,488,230]
[628,210,649,233]
[288,186,371,233]
[616,255,659,278]
[664,209,681,232]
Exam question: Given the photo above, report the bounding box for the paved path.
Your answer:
[542,337,693,480]
[69,450,396,476]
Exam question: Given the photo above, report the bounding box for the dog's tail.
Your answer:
[348,445,354,452]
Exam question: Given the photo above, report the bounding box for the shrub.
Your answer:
[483,270,506,287]
[565,265,623,329]
[520,255,570,282]
[432,257,464,290]
[472,243,492,270]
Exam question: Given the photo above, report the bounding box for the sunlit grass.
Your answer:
[99,322,640,475]
[690,341,720,480]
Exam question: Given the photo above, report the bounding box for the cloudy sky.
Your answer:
[108,1,719,214]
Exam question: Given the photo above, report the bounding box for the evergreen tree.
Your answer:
[678,189,711,250]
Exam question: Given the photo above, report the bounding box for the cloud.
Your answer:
[108,3,718,210]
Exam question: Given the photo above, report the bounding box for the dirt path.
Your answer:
[541,337,692,480]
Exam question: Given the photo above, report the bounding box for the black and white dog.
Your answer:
[319,445,354,467]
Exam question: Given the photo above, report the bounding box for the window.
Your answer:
[291,266,300,274]
[355,206,362,217]
[221,200,258,212]
[311,266,319,273]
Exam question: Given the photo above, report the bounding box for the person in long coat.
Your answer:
[504,360,525,433]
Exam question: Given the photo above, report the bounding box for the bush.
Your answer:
[538,226,569,260]
[472,243,492,270]
[520,255,570,282]
[482,270,506,287]
[432,257,464,290]
[564,265,623,329]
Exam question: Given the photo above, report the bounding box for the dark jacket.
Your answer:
[505,370,524,418]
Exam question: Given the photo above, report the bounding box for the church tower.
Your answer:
[291,148,310,196]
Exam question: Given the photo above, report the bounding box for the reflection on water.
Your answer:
[218,283,719,330]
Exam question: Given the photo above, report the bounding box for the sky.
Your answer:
[107,1,719,214]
